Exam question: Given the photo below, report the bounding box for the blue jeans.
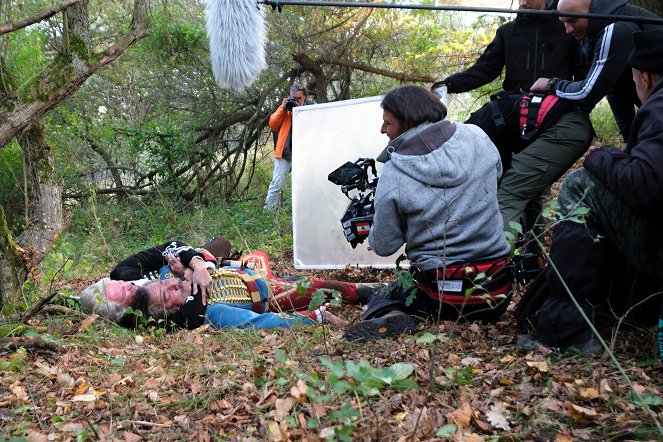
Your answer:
[206,302,313,329]
[264,157,292,211]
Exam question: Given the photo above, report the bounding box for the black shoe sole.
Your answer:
[344,314,416,342]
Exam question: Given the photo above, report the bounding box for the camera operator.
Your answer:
[345,85,512,341]
[264,83,309,212]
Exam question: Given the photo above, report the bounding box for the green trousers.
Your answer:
[498,110,594,231]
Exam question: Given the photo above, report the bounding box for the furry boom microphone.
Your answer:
[205,0,266,90]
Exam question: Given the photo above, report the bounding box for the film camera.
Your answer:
[328,158,378,249]
[284,96,299,111]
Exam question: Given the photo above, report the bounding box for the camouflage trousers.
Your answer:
[558,168,663,281]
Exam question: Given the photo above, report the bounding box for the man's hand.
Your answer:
[281,97,289,109]
[530,77,549,93]
[165,253,186,277]
[189,256,212,305]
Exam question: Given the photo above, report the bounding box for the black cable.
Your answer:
[258,0,663,26]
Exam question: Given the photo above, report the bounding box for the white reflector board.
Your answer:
[291,96,407,269]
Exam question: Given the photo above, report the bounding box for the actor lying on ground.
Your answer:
[80,238,381,330]
[516,29,663,358]
[344,85,513,341]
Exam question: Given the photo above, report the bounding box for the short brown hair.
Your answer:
[381,85,447,128]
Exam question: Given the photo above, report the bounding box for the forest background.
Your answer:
[1,0,663,440]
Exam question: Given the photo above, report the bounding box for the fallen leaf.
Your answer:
[26,430,48,442]
[74,383,91,396]
[147,391,159,402]
[10,383,29,403]
[267,420,288,441]
[56,373,75,387]
[210,399,232,411]
[122,431,143,442]
[62,422,83,432]
[76,314,98,333]
[461,357,481,366]
[526,360,549,373]
[555,433,573,442]
[599,379,613,396]
[565,401,598,424]
[134,335,144,344]
[72,394,97,402]
[579,387,599,400]
[273,397,294,422]
[541,397,564,412]
[485,402,510,430]
[290,380,307,404]
[500,355,515,363]
[447,402,473,428]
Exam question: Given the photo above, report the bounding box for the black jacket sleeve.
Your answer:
[584,88,663,210]
[110,241,202,281]
[443,24,507,93]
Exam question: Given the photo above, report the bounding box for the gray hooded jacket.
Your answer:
[368,120,511,271]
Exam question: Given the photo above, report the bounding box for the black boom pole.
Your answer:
[258,0,663,26]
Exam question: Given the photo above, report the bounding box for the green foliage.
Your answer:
[591,99,622,146]
[298,357,418,439]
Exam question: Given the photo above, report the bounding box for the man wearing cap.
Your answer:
[517,29,663,357]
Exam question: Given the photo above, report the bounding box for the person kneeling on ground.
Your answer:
[345,85,513,341]
[80,237,381,330]
[515,30,663,358]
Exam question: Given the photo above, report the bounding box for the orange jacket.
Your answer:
[268,106,292,159]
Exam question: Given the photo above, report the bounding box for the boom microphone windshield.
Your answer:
[205,0,266,90]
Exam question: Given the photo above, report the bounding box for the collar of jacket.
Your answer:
[376,120,456,163]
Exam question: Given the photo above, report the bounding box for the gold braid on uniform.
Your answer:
[208,269,253,305]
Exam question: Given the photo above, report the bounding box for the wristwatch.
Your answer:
[545,77,558,94]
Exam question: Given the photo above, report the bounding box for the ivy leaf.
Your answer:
[389,362,414,381]
[436,423,458,437]
[627,392,662,408]
[416,332,438,345]
[319,357,345,378]
[391,378,419,391]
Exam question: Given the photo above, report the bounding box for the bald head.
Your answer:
[558,0,591,40]
[558,0,590,13]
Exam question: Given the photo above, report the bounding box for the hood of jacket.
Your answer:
[587,0,627,39]
[376,120,482,189]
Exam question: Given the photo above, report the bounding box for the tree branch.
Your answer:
[317,55,436,83]
[0,0,82,36]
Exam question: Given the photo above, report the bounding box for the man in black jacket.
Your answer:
[435,0,594,233]
[518,29,663,357]
[531,0,661,140]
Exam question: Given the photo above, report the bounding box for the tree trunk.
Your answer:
[0,0,150,305]
[16,122,64,265]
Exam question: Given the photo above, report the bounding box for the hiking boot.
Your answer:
[344,310,416,342]
[571,337,603,357]
[516,334,548,352]
[354,283,388,304]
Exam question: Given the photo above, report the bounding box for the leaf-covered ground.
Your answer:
[1,272,662,441]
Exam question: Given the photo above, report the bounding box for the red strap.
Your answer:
[536,95,559,130]
[519,94,532,134]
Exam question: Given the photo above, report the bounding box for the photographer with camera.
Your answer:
[264,83,309,212]
[344,85,512,341]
